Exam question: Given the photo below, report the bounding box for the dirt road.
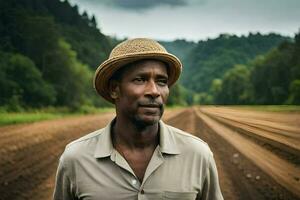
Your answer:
[0,107,299,200]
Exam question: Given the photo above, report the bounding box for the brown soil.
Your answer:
[195,107,300,199]
[0,107,299,200]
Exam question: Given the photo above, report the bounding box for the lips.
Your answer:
[140,104,160,108]
[138,102,162,115]
[138,102,162,108]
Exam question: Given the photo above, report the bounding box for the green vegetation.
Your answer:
[0,106,114,126]
[213,65,252,105]
[213,32,300,105]
[162,33,299,106]
[0,112,68,126]
[0,0,114,111]
[0,0,299,114]
[160,39,197,64]
[164,32,300,106]
[181,33,288,94]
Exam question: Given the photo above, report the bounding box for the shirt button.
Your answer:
[132,179,137,185]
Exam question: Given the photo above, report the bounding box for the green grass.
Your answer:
[0,107,114,127]
[0,112,67,126]
[228,105,300,113]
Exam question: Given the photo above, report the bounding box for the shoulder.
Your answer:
[165,123,213,158]
[60,127,105,163]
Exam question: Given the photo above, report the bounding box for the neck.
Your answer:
[112,117,159,150]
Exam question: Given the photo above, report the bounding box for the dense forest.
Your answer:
[182,33,288,93]
[0,0,115,111]
[161,33,300,105]
[178,33,300,105]
[0,0,299,112]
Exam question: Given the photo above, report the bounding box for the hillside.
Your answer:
[160,39,197,65]
[180,33,289,93]
[0,0,114,110]
[0,0,113,68]
[0,0,298,108]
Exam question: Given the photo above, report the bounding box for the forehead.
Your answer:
[122,59,168,77]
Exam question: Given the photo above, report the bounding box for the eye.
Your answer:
[157,78,168,86]
[133,77,145,84]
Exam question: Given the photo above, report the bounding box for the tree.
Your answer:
[43,39,93,109]
[90,15,97,28]
[286,80,300,104]
[182,33,288,94]
[0,52,56,108]
[167,84,187,106]
[215,65,252,104]
[0,0,115,110]
[13,14,60,71]
[210,78,222,103]
[251,43,293,104]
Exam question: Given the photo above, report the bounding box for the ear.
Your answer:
[109,80,120,100]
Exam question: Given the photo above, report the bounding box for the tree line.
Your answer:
[0,0,299,111]
[212,33,300,105]
[0,0,114,111]
[165,33,300,105]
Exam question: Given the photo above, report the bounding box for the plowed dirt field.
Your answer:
[0,107,299,200]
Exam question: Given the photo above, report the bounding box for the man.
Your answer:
[53,38,223,200]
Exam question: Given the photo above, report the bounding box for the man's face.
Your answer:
[113,60,169,126]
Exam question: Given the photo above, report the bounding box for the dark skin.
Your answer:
[110,59,169,182]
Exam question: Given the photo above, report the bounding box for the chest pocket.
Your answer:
[163,191,197,200]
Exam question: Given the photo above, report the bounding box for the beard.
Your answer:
[132,103,164,128]
[115,97,165,129]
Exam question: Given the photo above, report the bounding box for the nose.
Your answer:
[145,80,160,98]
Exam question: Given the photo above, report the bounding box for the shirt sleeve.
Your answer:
[53,155,76,200]
[199,152,224,200]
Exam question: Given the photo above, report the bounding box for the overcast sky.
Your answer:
[68,0,300,41]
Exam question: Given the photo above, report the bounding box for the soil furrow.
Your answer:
[0,113,115,200]
[203,112,300,165]
[196,108,300,198]
[1,107,299,200]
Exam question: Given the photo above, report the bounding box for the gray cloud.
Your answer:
[112,0,187,9]
[80,0,189,10]
[68,0,300,41]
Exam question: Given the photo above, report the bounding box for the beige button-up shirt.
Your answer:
[53,120,223,200]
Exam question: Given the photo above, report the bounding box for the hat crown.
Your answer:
[109,38,167,59]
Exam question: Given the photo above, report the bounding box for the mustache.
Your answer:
[138,101,163,108]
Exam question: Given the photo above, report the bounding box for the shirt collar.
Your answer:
[94,120,181,158]
[94,120,114,158]
[159,121,181,155]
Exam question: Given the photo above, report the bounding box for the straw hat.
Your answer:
[93,38,182,103]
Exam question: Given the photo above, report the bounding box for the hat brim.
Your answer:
[93,52,182,103]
